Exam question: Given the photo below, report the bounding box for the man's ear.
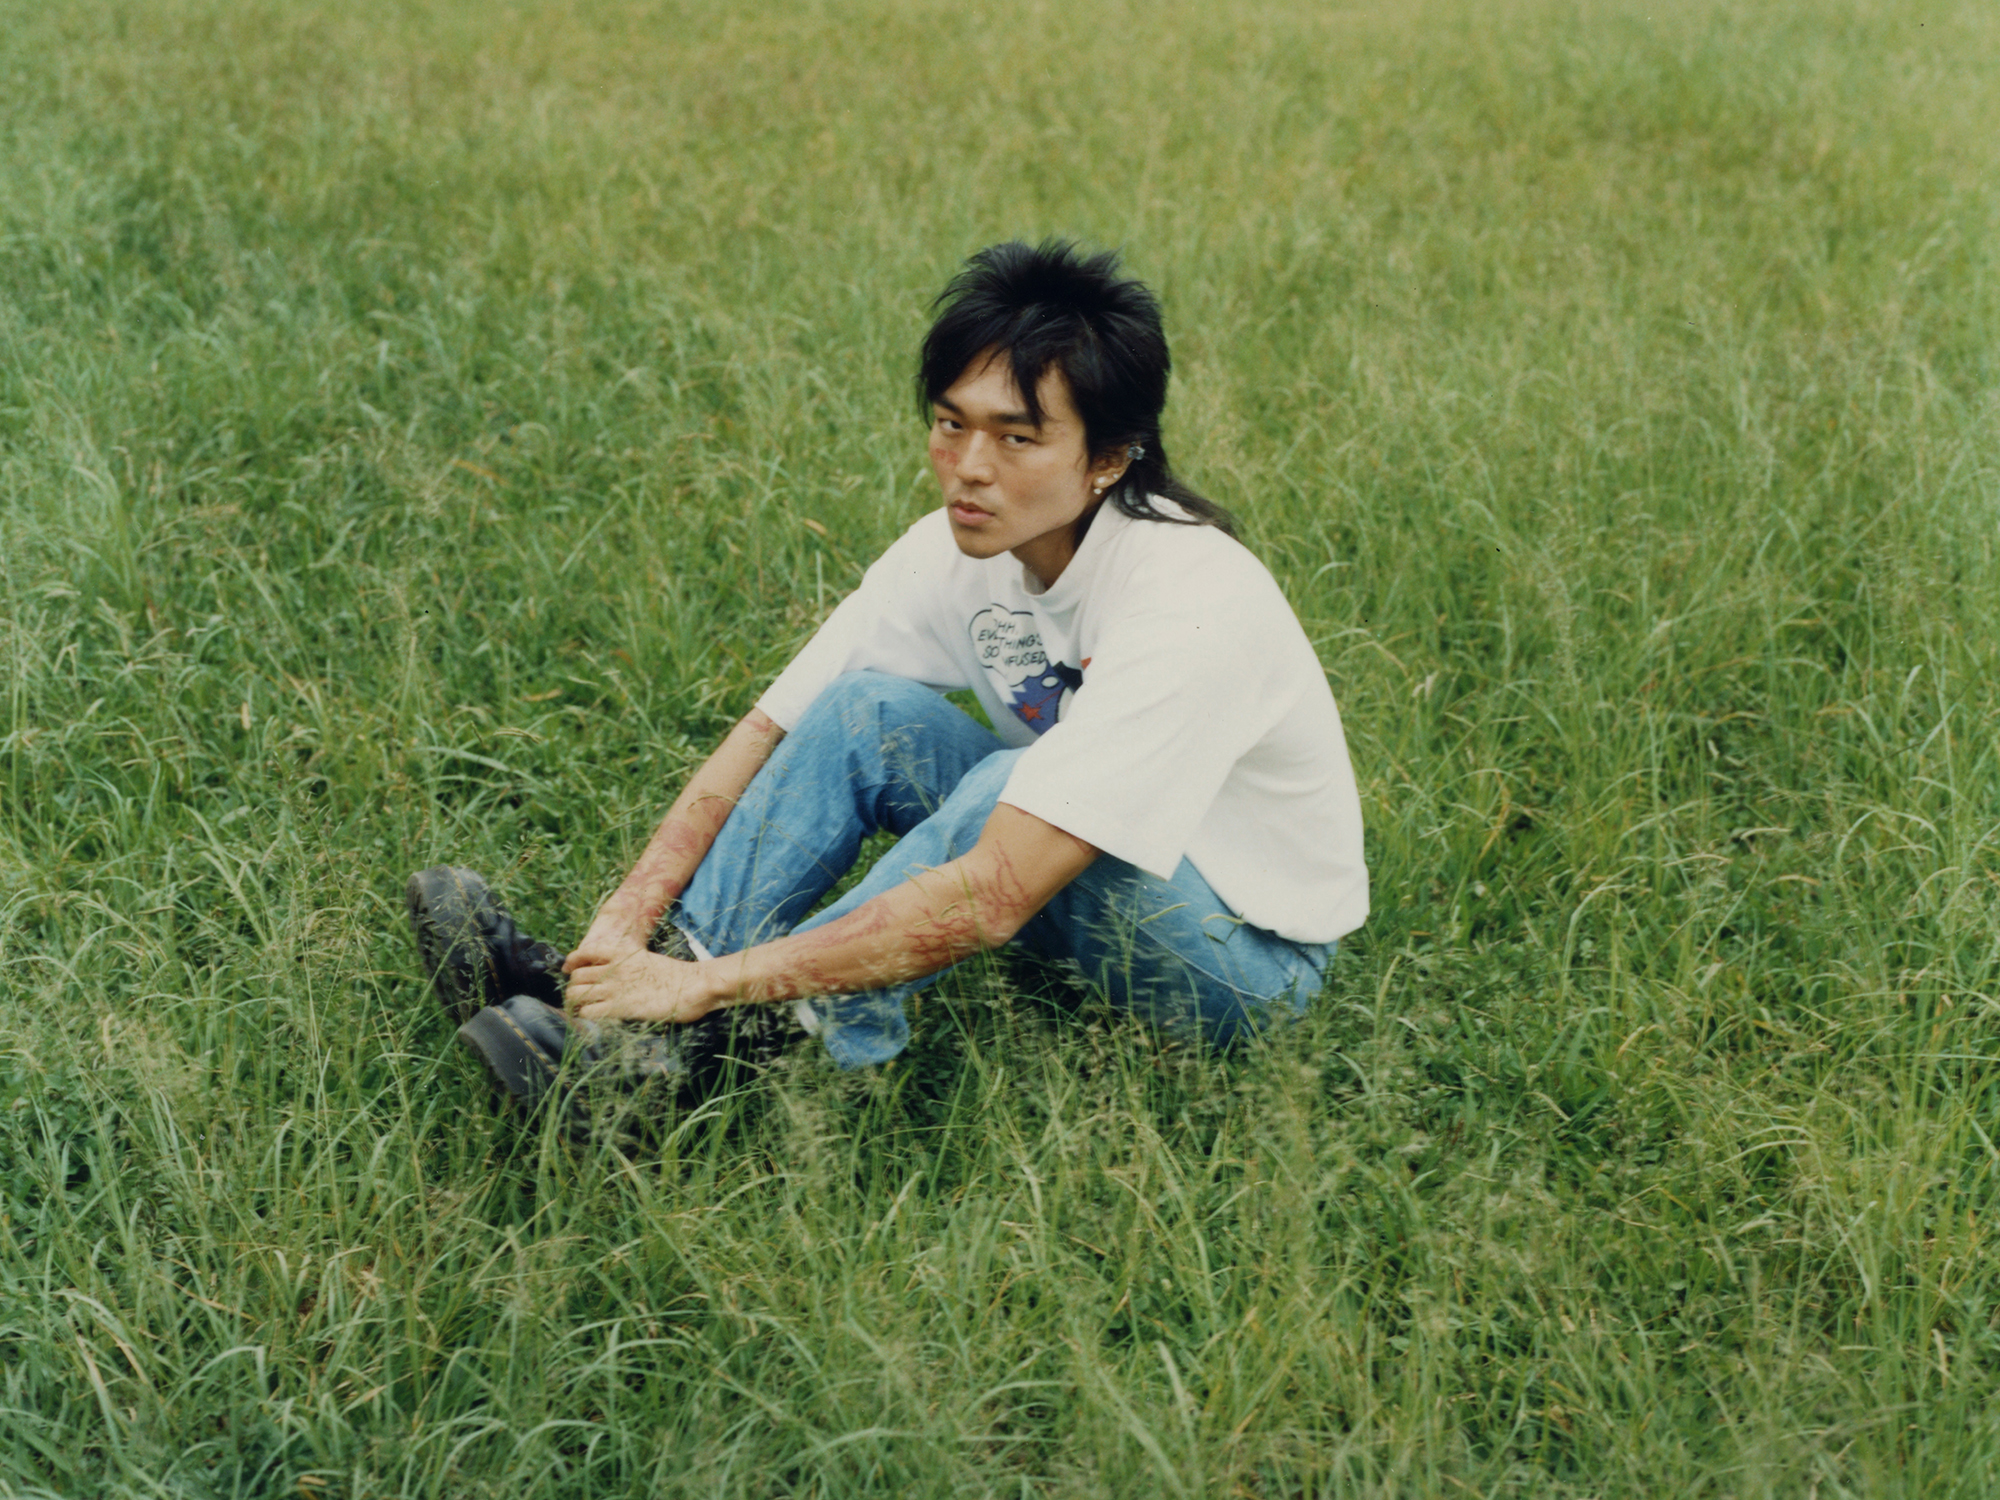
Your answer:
[1087,450,1128,492]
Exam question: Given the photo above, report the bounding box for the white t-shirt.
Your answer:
[756,502,1369,944]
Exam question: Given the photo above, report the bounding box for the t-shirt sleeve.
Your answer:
[996,549,1299,879]
[755,514,967,730]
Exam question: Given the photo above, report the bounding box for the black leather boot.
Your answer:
[456,994,699,1111]
[455,994,801,1137]
[406,866,568,1022]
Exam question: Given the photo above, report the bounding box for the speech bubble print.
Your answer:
[968,606,1081,734]
[968,607,1048,688]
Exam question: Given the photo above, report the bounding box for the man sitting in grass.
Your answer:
[409,239,1369,1110]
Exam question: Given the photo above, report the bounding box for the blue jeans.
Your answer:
[676,672,1332,1069]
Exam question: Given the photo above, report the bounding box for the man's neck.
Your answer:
[1013,499,1106,589]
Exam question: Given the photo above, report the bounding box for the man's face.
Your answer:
[928,353,1123,587]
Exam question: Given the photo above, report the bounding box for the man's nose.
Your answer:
[959,431,998,481]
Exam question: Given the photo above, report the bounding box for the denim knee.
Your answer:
[796,670,944,735]
[843,747,1024,860]
[926,748,1021,836]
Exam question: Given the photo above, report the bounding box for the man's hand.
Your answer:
[568,950,719,1025]
[564,911,650,976]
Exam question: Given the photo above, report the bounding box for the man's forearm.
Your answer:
[691,804,1097,1008]
[693,858,997,1006]
[568,797,1098,1025]
[590,709,786,943]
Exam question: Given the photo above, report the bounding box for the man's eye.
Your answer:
[1003,433,1033,447]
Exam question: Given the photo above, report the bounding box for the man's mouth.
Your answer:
[948,499,993,524]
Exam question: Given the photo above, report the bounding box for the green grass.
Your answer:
[3,0,1998,1493]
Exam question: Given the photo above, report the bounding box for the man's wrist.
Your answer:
[593,892,660,942]
[689,957,740,1012]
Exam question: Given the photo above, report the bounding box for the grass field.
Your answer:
[3,0,1998,1493]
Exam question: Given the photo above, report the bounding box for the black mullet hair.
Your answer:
[917,239,1237,537]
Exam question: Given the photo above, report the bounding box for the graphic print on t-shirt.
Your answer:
[968,605,1083,735]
